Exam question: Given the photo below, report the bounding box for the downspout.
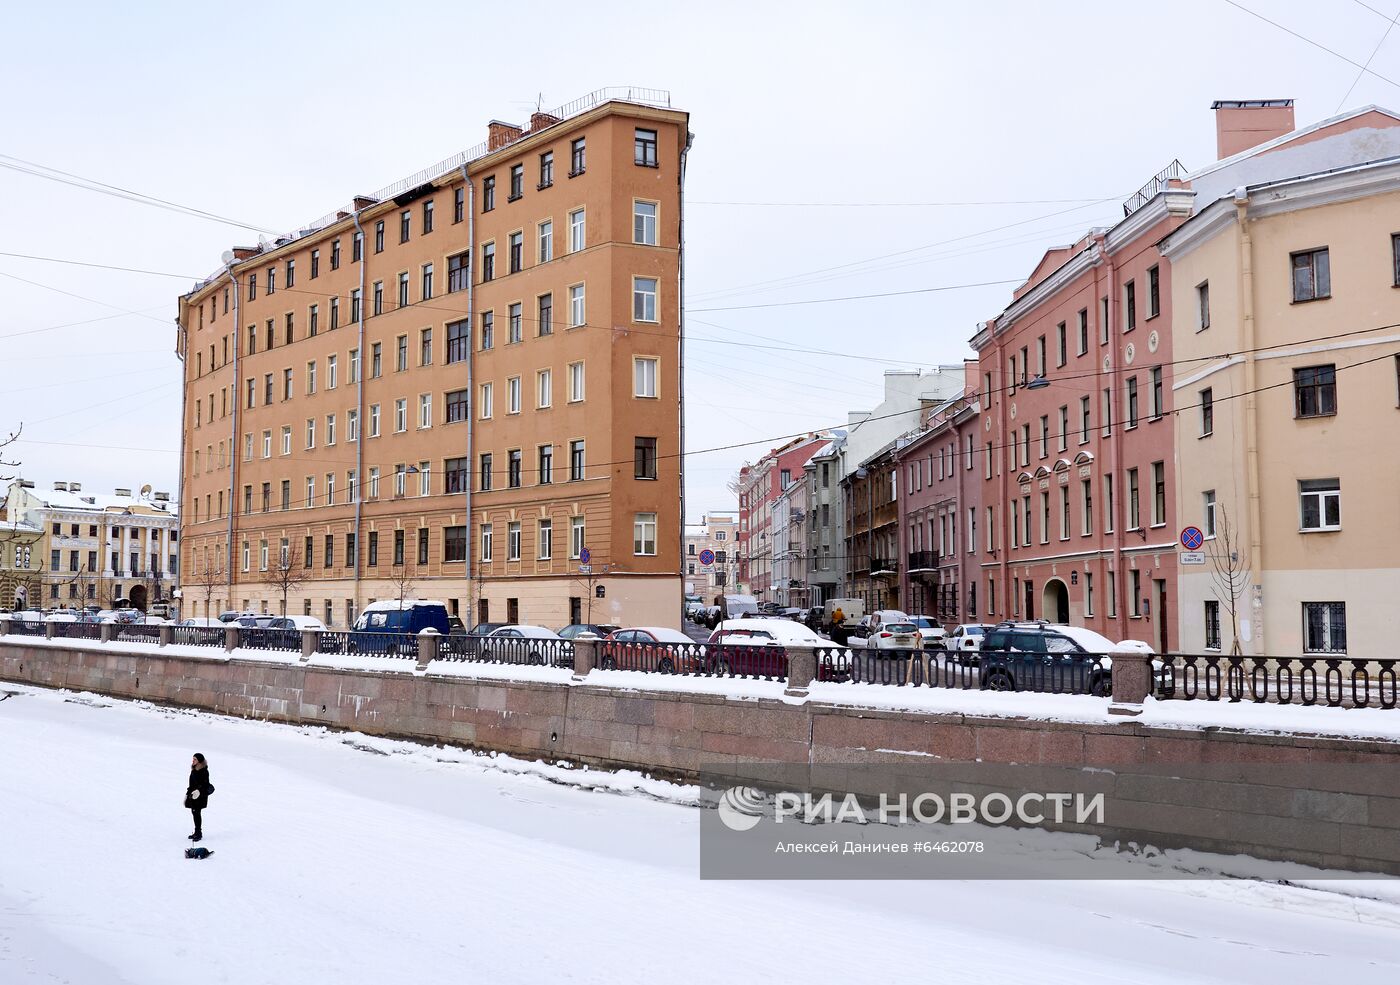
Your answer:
[226,267,241,611]
[352,211,367,609]
[459,163,475,622]
[678,130,692,616]
[173,305,189,617]
[1235,191,1264,653]
[1099,234,1129,629]
[992,325,1007,620]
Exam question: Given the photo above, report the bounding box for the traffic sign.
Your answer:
[1180,526,1204,551]
[698,548,715,566]
[579,547,591,564]
[1179,551,1206,565]
[578,564,592,574]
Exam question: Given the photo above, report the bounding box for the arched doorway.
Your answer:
[129,584,148,612]
[1042,579,1069,625]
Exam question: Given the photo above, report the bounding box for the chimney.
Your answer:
[68,482,81,492]
[231,246,259,260]
[352,196,377,210]
[529,111,561,132]
[53,481,68,492]
[154,491,171,502]
[115,487,132,498]
[488,120,523,151]
[1213,99,1295,159]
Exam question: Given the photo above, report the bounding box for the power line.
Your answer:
[1335,4,1400,112]
[0,154,277,234]
[0,269,169,328]
[687,279,1023,313]
[689,197,1112,207]
[0,250,199,280]
[1220,0,1400,91]
[0,306,169,342]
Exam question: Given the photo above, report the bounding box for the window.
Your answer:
[423,199,434,234]
[480,311,494,350]
[418,527,429,564]
[248,273,257,300]
[1130,569,1142,616]
[1126,376,1138,428]
[326,414,336,446]
[1195,280,1211,331]
[1077,308,1088,355]
[507,376,521,415]
[281,426,292,455]
[399,210,411,244]
[1151,461,1165,526]
[444,526,467,563]
[1057,406,1068,452]
[420,328,432,366]
[508,232,523,274]
[538,151,553,189]
[1124,279,1136,331]
[1303,601,1347,653]
[392,527,405,565]
[421,264,434,301]
[419,462,431,497]
[570,137,586,176]
[508,449,522,488]
[349,348,360,384]
[283,367,294,400]
[330,296,340,330]
[306,417,316,449]
[633,277,658,322]
[1299,479,1341,531]
[538,519,553,559]
[507,521,522,561]
[1036,335,1046,377]
[1291,248,1331,302]
[266,266,276,294]
[533,219,553,265]
[352,231,363,263]
[568,361,584,402]
[635,436,657,479]
[482,242,495,282]
[310,249,319,279]
[1127,468,1139,530]
[395,398,407,433]
[373,281,383,316]
[479,383,492,419]
[634,512,657,554]
[331,239,341,271]
[396,335,408,371]
[309,304,319,336]
[509,164,523,201]
[482,175,495,212]
[538,444,553,484]
[1101,388,1112,438]
[1079,396,1090,445]
[446,457,469,494]
[1147,265,1160,319]
[508,303,522,344]
[480,524,493,562]
[569,209,585,252]
[634,128,657,167]
[537,293,552,336]
[374,220,385,253]
[446,389,469,424]
[1055,321,1066,367]
[347,409,359,442]
[286,258,295,287]
[537,369,552,409]
[1150,367,1162,419]
[1081,478,1093,535]
[447,319,469,363]
[634,200,657,245]
[281,480,291,510]
[371,342,382,379]
[571,517,585,558]
[570,439,585,481]
[447,252,469,296]
[1294,365,1336,418]
[1203,490,1217,538]
[1200,388,1214,436]
[419,393,433,428]
[1394,233,1400,286]
[1204,600,1221,650]
[262,429,272,458]
[634,356,658,398]
[569,284,585,327]
[1100,296,1109,345]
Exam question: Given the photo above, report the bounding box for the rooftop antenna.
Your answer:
[139,483,153,500]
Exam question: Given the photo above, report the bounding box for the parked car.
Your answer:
[180,617,225,628]
[599,627,699,673]
[977,622,1162,696]
[478,624,567,665]
[867,621,924,653]
[851,610,911,642]
[557,623,621,640]
[720,594,762,621]
[706,619,849,680]
[346,599,451,655]
[946,623,996,663]
[907,615,947,650]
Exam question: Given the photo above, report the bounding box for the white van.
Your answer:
[821,598,865,643]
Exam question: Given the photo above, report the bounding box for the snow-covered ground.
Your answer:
[2,684,1399,984]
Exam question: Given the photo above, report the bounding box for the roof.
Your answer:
[14,483,178,518]
[361,599,449,612]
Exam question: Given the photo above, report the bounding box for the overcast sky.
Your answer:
[3,0,1397,518]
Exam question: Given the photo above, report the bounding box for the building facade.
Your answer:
[3,479,179,611]
[683,511,737,601]
[842,442,901,611]
[801,433,845,607]
[1161,154,1400,658]
[771,474,809,608]
[736,434,827,603]
[0,501,43,610]
[176,90,690,627]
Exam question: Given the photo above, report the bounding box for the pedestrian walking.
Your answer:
[184,753,215,842]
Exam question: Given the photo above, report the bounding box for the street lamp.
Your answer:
[1025,376,1051,390]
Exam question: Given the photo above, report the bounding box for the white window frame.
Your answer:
[1299,479,1341,532]
[633,276,659,323]
[568,362,584,403]
[634,356,658,398]
[569,283,585,327]
[633,200,658,246]
[568,208,585,252]
[633,512,658,556]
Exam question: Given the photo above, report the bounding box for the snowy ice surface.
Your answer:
[1,683,1399,984]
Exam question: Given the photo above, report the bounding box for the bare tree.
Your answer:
[387,561,418,610]
[261,542,306,616]
[0,424,20,483]
[573,562,612,625]
[1208,503,1250,656]
[184,557,225,621]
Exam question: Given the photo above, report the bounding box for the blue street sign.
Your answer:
[698,548,716,566]
[1180,526,1204,551]
[579,547,591,565]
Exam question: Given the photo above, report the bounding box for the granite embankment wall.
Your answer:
[3,636,1400,875]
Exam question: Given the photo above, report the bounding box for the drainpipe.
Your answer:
[351,211,367,610]
[992,326,1008,620]
[173,305,189,617]
[459,163,475,623]
[226,267,241,610]
[1235,190,1264,653]
[678,130,692,617]
[1097,233,1129,630]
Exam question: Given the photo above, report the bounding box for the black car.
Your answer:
[976,621,1118,696]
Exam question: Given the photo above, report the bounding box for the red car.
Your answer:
[598,627,703,674]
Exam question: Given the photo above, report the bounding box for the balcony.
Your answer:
[870,558,899,578]
[907,551,938,573]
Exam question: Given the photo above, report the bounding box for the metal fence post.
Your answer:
[572,635,597,681]
[785,643,816,698]
[301,628,319,663]
[1108,643,1152,716]
[224,623,240,653]
[416,627,440,672]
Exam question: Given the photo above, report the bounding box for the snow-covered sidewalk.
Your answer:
[1,683,1398,984]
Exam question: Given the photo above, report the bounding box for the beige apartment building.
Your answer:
[176,89,690,628]
[1161,149,1400,658]
[683,511,737,601]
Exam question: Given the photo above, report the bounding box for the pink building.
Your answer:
[736,434,826,603]
[895,363,980,626]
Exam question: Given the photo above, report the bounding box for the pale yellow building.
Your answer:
[1161,152,1400,658]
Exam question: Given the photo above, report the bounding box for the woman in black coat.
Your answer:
[184,753,214,841]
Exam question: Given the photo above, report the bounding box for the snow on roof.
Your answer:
[19,484,178,517]
[361,599,448,612]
